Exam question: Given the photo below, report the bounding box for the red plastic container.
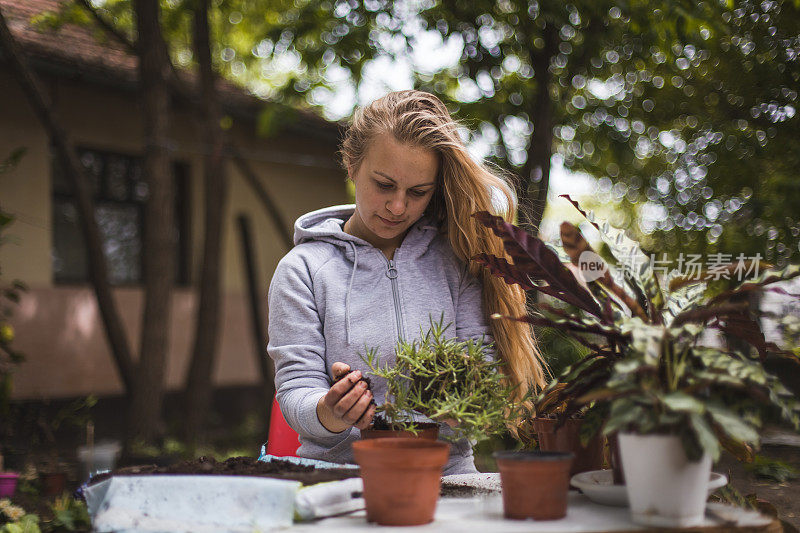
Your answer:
[0,472,19,497]
[266,396,301,457]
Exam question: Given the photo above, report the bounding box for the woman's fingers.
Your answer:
[344,388,373,425]
[331,362,350,380]
[320,366,373,431]
[354,403,376,430]
[333,379,369,418]
[323,370,361,409]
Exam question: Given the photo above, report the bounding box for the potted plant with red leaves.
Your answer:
[472,196,800,490]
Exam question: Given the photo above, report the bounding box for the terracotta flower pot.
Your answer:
[494,450,574,520]
[0,472,19,498]
[532,417,604,476]
[360,422,439,440]
[352,438,449,526]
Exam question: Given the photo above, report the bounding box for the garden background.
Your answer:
[0,0,799,528]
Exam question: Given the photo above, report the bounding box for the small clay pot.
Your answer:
[41,471,68,496]
[0,472,19,498]
[352,438,449,526]
[532,417,604,476]
[360,422,439,440]
[494,450,574,520]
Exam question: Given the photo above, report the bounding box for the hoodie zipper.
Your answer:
[386,259,406,341]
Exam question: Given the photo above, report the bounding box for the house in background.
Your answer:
[0,0,347,403]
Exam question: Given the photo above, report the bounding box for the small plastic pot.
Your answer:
[0,472,19,498]
[494,450,574,520]
[353,438,449,526]
[360,422,439,440]
[532,418,604,476]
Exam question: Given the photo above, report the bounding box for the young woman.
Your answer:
[267,90,546,475]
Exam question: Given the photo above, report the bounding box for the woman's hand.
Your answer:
[316,362,375,433]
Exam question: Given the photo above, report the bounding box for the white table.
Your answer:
[290,486,780,532]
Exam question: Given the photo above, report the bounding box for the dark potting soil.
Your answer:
[88,455,359,486]
[439,484,497,498]
[370,414,395,431]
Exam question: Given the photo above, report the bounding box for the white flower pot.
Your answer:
[619,433,712,528]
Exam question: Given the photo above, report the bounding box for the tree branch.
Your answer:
[74,0,295,251]
[74,0,137,52]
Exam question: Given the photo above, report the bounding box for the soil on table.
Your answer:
[89,455,359,486]
[439,484,497,498]
[714,444,800,532]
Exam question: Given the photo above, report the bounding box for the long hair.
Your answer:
[340,90,547,399]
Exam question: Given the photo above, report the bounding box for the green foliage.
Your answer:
[474,199,800,461]
[600,332,798,461]
[535,325,590,378]
[0,500,40,533]
[0,496,90,533]
[710,485,759,510]
[1,149,28,447]
[41,0,800,262]
[361,316,526,444]
[0,149,25,175]
[6,396,96,460]
[46,496,90,532]
[745,454,799,482]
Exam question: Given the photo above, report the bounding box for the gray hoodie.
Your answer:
[267,205,493,475]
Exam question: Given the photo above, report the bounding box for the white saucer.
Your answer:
[570,469,728,507]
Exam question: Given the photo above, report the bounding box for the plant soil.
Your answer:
[88,455,359,487]
[439,484,496,498]
[371,414,404,431]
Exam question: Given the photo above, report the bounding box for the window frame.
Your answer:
[51,146,191,287]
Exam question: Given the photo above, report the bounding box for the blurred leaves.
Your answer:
[745,454,800,482]
[0,148,26,175]
[35,0,800,263]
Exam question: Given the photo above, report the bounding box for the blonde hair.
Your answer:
[341,90,547,398]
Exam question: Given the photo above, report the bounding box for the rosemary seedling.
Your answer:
[362,316,526,444]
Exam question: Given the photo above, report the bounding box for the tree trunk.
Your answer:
[183,0,229,445]
[0,8,136,394]
[127,0,175,444]
[520,25,558,236]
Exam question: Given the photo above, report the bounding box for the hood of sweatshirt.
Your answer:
[292,204,441,345]
[294,204,439,252]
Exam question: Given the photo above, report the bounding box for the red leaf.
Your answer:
[711,312,785,361]
[473,211,603,318]
[472,253,538,290]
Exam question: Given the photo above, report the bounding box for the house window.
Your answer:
[52,147,190,285]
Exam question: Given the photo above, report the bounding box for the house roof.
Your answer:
[0,0,340,141]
